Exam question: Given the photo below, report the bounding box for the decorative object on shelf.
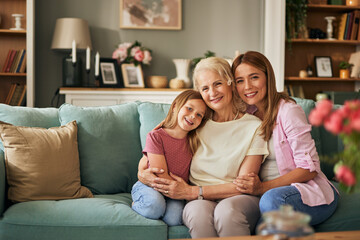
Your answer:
[191,50,215,68]
[329,0,343,5]
[324,16,336,40]
[299,70,308,78]
[146,76,168,88]
[306,65,313,77]
[256,205,314,239]
[314,56,333,77]
[169,79,185,89]
[285,0,307,42]
[349,51,360,78]
[339,61,353,79]
[51,18,92,87]
[10,14,24,30]
[99,58,124,88]
[346,0,359,6]
[309,99,360,193]
[172,59,192,88]
[119,0,182,30]
[112,41,152,66]
[121,63,145,88]
[315,92,328,102]
[308,0,327,4]
[309,28,326,39]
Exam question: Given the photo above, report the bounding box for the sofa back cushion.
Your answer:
[59,103,142,194]
[0,104,60,150]
[137,102,170,149]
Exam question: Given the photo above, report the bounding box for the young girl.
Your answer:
[131,89,210,226]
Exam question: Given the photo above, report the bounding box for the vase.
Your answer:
[340,69,350,79]
[324,16,336,40]
[172,59,191,88]
[346,0,358,6]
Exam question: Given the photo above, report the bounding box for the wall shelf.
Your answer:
[290,39,360,44]
[0,29,26,35]
[285,77,359,82]
[0,73,27,77]
[308,4,360,11]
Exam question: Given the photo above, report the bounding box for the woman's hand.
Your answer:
[137,155,165,186]
[152,173,195,200]
[233,172,264,196]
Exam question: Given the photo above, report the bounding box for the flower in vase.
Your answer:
[309,99,360,193]
[112,41,152,66]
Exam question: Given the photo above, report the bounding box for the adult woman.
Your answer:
[231,51,338,225]
[138,57,268,237]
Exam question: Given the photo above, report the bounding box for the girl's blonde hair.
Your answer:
[192,57,246,113]
[231,51,294,141]
[160,89,211,154]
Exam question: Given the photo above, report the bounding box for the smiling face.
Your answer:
[176,99,207,132]
[234,63,267,109]
[197,70,233,112]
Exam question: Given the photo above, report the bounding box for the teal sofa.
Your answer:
[0,98,359,240]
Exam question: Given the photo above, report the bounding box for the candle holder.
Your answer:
[324,16,336,40]
[86,69,91,87]
[10,14,24,30]
[62,56,82,87]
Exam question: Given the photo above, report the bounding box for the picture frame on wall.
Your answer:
[119,0,182,30]
[121,63,145,88]
[314,56,333,77]
[99,58,124,88]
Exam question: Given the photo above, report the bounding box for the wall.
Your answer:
[35,0,263,107]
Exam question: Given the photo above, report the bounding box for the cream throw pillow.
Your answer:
[0,120,93,202]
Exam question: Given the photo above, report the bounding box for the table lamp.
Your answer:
[51,18,92,87]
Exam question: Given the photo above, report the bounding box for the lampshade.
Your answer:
[51,18,92,50]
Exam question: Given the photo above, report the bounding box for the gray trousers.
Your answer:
[182,195,260,238]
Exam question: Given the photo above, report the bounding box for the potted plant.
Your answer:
[339,61,354,79]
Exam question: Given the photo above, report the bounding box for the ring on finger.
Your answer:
[165,190,169,194]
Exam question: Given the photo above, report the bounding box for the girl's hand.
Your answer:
[233,172,263,196]
[152,172,193,200]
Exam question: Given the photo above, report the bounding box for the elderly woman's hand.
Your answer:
[152,173,194,200]
[137,155,164,186]
[233,172,264,196]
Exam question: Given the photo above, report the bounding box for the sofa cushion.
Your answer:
[0,104,59,151]
[137,102,170,149]
[0,193,167,240]
[314,182,360,232]
[59,103,142,194]
[0,121,93,202]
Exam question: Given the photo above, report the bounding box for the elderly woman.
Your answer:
[137,57,268,238]
[231,51,339,225]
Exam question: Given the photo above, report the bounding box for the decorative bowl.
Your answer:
[146,76,168,88]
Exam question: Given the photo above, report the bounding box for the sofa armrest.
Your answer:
[0,150,5,216]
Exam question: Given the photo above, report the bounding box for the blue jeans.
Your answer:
[259,185,338,225]
[131,181,185,226]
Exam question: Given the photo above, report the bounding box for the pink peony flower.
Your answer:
[324,110,344,134]
[309,108,325,126]
[130,46,141,57]
[134,50,144,62]
[317,99,333,117]
[143,50,152,64]
[335,165,356,186]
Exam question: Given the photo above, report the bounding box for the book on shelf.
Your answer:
[338,13,347,40]
[350,10,360,40]
[5,83,26,106]
[1,49,27,73]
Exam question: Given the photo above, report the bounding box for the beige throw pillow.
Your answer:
[0,120,93,202]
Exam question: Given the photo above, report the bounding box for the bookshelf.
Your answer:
[285,3,360,100]
[0,0,34,107]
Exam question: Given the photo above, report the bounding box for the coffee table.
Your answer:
[175,231,360,240]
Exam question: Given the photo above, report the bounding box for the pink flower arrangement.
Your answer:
[112,41,152,66]
[309,99,360,193]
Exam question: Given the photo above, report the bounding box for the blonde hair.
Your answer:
[192,57,246,113]
[231,51,294,141]
[160,89,211,154]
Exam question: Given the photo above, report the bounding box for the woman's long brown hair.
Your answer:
[231,51,294,141]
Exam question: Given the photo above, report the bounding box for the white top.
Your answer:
[259,136,280,182]
[190,113,269,186]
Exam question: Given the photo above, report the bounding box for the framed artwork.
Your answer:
[99,58,124,88]
[119,0,182,30]
[121,63,145,88]
[314,56,333,77]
